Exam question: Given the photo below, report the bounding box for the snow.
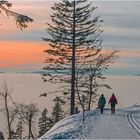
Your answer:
[39,106,140,139]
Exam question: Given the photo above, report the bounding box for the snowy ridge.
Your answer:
[39,106,140,139]
[39,110,98,139]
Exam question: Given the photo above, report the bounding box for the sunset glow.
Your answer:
[0,1,140,75]
[0,41,46,69]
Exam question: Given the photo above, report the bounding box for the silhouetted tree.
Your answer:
[0,130,4,139]
[51,96,65,124]
[0,81,19,139]
[19,103,38,139]
[0,0,33,29]
[38,108,51,137]
[42,0,103,115]
[15,117,23,139]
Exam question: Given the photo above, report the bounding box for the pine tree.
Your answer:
[51,97,65,124]
[0,131,4,139]
[38,108,51,137]
[42,0,103,115]
[15,117,23,139]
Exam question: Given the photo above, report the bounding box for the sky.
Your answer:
[0,0,140,75]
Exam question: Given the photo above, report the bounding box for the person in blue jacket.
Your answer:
[98,94,106,114]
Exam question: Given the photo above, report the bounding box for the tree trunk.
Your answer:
[29,118,31,139]
[88,92,92,110]
[71,0,76,115]
[88,77,93,110]
[5,94,12,139]
[29,117,34,139]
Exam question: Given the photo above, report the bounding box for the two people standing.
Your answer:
[98,93,118,114]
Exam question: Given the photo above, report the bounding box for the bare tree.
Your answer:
[0,81,19,139]
[19,103,38,139]
[75,50,119,111]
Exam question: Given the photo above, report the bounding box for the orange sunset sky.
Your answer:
[0,1,52,72]
[0,1,140,75]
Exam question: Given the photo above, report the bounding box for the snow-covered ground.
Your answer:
[40,105,140,139]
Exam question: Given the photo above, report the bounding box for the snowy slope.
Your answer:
[39,106,140,139]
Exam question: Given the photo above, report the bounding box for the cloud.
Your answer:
[0,1,52,42]
[109,49,140,74]
[95,1,140,50]
[0,41,47,69]
[120,49,140,59]
[1,0,140,75]
[0,30,44,41]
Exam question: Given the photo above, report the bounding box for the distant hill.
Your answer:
[134,74,140,76]
[0,71,5,73]
[13,71,47,74]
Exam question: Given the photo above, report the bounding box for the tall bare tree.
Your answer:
[0,81,19,139]
[42,0,103,115]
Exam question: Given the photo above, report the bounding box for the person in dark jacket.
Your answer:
[108,93,118,114]
[98,94,106,114]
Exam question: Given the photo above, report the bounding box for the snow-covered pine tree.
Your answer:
[38,108,51,137]
[51,97,65,124]
[42,0,103,115]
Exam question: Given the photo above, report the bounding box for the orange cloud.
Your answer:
[108,48,140,69]
[0,41,48,68]
[120,49,140,59]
